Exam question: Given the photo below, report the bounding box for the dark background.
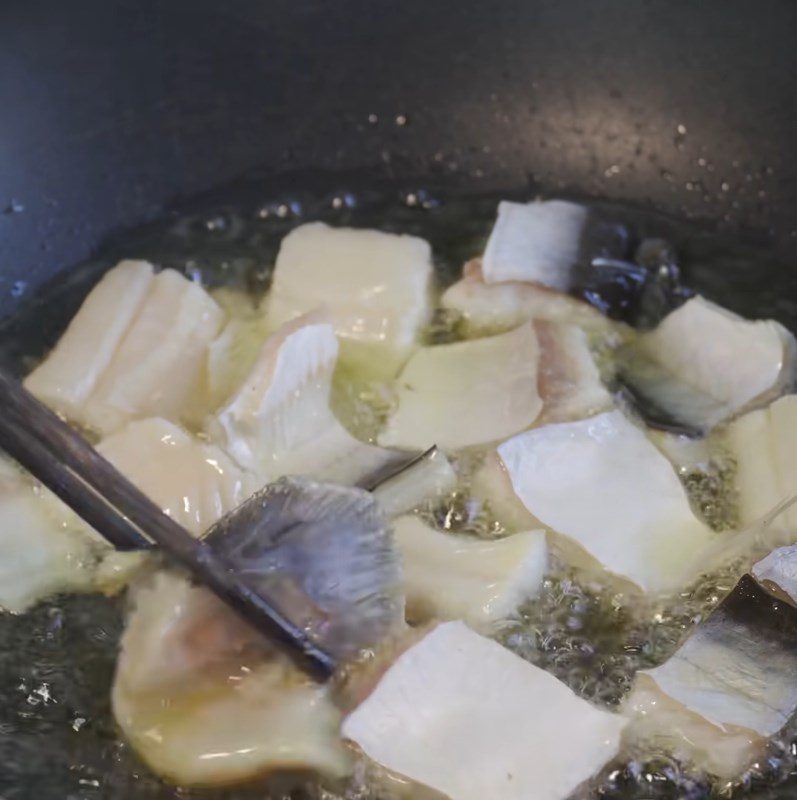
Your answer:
[1,0,796,311]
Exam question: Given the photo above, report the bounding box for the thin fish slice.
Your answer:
[534,320,612,423]
[726,394,797,535]
[206,315,271,410]
[393,516,547,628]
[482,200,589,288]
[623,574,797,778]
[497,410,716,593]
[378,323,543,450]
[112,572,350,787]
[0,462,96,612]
[343,620,627,800]
[86,269,224,433]
[32,416,255,594]
[266,223,433,378]
[441,258,612,337]
[622,296,796,431]
[97,418,257,536]
[24,260,154,421]
[208,314,410,485]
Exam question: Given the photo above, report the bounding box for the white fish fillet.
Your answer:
[112,572,349,786]
[625,296,796,430]
[24,262,225,434]
[725,394,797,535]
[86,269,225,433]
[393,516,547,627]
[622,676,764,780]
[206,316,270,410]
[209,315,411,485]
[98,418,257,536]
[343,621,626,800]
[497,410,716,593]
[0,464,96,613]
[24,260,154,421]
[623,574,797,778]
[378,323,543,450]
[535,320,612,423]
[482,200,588,288]
[643,631,795,734]
[266,223,433,377]
[441,258,610,336]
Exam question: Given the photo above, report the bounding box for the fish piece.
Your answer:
[343,620,626,800]
[98,418,256,536]
[378,323,543,451]
[85,269,225,433]
[0,463,96,612]
[534,320,612,423]
[623,574,797,779]
[497,410,716,593]
[206,316,270,410]
[441,259,611,337]
[112,572,349,786]
[621,296,796,431]
[208,315,415,485]
[24,260,155,422]
[266,223,433,378]
[725,394,797,537]
[482,200,588,288]
[371,446,457,518]
[393,516,547,627]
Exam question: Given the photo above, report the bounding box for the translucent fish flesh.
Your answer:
[378,323,543,450]
[441,258,611,337]
[24,260,155,421]
[112,572,350,786]
[623,574,797,778]
[482,200,588,288]
[622,296,796,431]
[534,320,612,423]
[725,393,797,535]
[97,417,257,536]
[0,463,96,612]
[25,262,225,434]
[497,410,716,593]
[85,269,224,432]
[265,223,433,378]
[393,515,547,627]
[343,620,626,800]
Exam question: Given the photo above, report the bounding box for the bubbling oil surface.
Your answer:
[1,171,797,800]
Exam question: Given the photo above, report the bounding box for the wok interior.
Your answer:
[2,176,797,799]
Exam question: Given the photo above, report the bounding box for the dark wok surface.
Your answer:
[1,0,797,317]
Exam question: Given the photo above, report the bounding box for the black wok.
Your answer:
[1,1,797,797]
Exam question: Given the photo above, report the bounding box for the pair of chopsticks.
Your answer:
[0,370,336,680]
